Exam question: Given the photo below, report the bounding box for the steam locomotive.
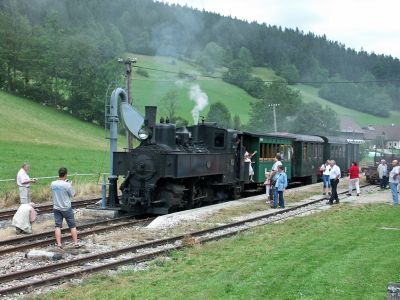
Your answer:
[110,102,361,216]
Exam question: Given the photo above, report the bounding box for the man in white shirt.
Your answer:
[328,160,341,205]
[268,154,283,202]
[389,160,400,205]
[16,163,37,204]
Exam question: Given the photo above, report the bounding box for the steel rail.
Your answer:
[0,184,372,295]
[0,217,155,256]
[0,198,103,221]
[0,216,136,247]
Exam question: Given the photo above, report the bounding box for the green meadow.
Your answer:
[0,91,112,181]
[42,204,400,299]
[131,54,257,124]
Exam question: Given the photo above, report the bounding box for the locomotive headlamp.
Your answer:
[138,126,151,140]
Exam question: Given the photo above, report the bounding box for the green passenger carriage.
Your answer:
[241,132,294,183]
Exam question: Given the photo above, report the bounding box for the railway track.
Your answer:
[0,184,374,297]
[0,216,155,255]
[0,198,102,221]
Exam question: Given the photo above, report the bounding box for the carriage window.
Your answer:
[303,144,307,160]
[214,132,225,148]
[280,145,292,161]
[259,143,281,159]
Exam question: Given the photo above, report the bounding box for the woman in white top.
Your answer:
[320,160,331,196]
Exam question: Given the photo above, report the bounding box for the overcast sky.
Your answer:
[160,0,400,59]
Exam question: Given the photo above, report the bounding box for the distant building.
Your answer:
[339,117,364,143]
[362,124,400,149]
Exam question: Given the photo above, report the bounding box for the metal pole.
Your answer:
[118,58,137,151]
[268,103,280,132]
[108,88,128,207]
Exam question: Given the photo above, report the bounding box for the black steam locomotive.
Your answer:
[113,106,244,215]
[111,105,361,215]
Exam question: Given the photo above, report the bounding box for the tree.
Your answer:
[206,102,232,128]
[288,103,339,135]
[0,11,32,92]
[238,47,254,67]
[161,89,179,121]
[196,41,224,74]
[276,63,300,85]
[247,81,302,132]
[233,114,241,130]
[223,59,251,86]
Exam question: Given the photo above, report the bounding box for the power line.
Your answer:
[132,65,400,85]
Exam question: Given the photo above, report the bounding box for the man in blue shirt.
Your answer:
[273,165,288,209]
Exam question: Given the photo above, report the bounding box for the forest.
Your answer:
[0,0,399,132]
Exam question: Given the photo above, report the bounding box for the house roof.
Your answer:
[362,124,400,141]
[339,117,363,133]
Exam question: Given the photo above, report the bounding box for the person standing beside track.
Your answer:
[388,160,400,206]
[347,161,360,196]
[268,154,283,206]
[377,159,388,189]
[273,165,288,208]
[16,163,37,204]
[320,160,331,196]
[50,167,81,248]
[328,160,341,205]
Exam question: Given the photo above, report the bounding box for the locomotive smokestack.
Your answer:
[145,106,157,143]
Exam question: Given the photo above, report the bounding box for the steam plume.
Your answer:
[189,84,208,124]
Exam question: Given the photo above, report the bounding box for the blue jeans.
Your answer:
[323,175,331,188]
[273,189,285,208]
[389,182,398,205]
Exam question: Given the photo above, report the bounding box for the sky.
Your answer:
[160,0,400,59]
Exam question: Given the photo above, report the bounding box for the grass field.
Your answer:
[42,204,400,299]
[298,84,400,126]
[132,54,257,124]
[0,91,116,204]
[0,91,114,178]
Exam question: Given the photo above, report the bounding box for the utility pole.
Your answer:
[268,103,280,132]
[118,57,137,150]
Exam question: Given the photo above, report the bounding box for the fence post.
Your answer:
[101,174,107,209]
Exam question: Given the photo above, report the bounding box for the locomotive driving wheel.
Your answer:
[154,183,185,213]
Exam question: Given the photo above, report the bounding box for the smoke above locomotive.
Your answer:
[189,84,208,124]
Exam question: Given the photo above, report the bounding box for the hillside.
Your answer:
[2,0,399,131]
[131,54,257,124]
[250,66,400,127]
[132,54,399,128]
[0,91,115,179]
[0,53,397,180]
